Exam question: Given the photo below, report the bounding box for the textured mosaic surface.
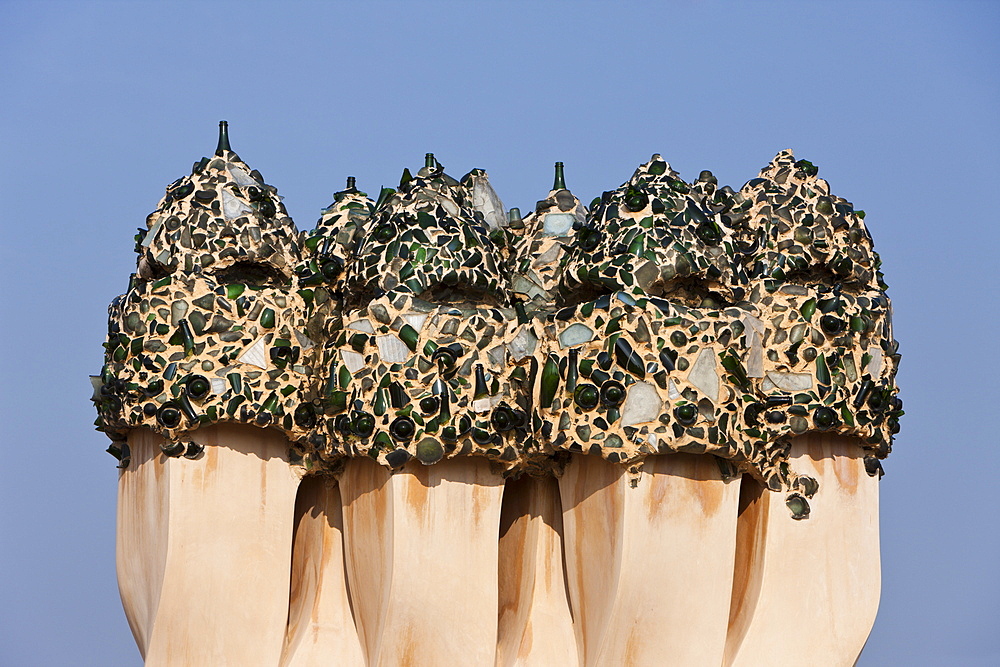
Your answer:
[509,162,588,310]
[533,154,900,490]
[94,123,901,491]
[95,124,315,463]
[559,155,750,306]
[342,156,509,309]
[308,293,539,473]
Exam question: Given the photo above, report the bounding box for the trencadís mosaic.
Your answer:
[93,123,901,497]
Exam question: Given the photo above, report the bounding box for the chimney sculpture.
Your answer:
[93,124,901,666]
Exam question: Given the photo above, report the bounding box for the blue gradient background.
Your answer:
[1,2,997,664]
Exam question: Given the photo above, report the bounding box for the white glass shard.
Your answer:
[210,377,227,394]
[843,353,858,382]
[559,323,593,348]
[487,345,506,367]
[746,327,764,378]
[170,300,188,326]
[532,242,562,268]
[742,313,765,335]
[507,327,538,361]
[687,348,720,402]
[440,197,460,217]
[294,330,315,350]
[766,372,812,392]
[238,338,268,369]
[621,381,662,427]
[668,378,681,399]
[340,349,366,374]
[472,176,506,229]
[346,319,375,334]
[222,190,253,220]
[376,334,409,363]
[542,213,575,236]
[472,395,502,413]
[227,163,260,187]
[142,218,163,248]
[402,313,428,332]
[867,345,883,376]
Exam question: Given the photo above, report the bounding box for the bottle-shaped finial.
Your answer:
[474,364,489,400]
[553,161,566,191]
[215,120,231,156]
[425,153,436,169]
[346,176,357,190]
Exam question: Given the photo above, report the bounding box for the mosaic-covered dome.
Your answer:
[342,155,509,309]
[559,155,751,307]
[95,123,313,458]
[94,131,901,494]
[528,153,900,491]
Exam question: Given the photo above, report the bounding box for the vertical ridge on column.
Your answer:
[340,457,505,667]
[281,475,365,666]
[116,429,170,658]
[129,424,300,666]
[497,475,578,666]
[724,434,881,667]
[560,454,741,667]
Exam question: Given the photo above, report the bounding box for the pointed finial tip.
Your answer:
[215,120,232,156]
[553,161,566,190]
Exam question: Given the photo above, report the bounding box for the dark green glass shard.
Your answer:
[815,354,830,386]
[719,351,750,390]
[540,355,560,409]
[614,337,645,378]
[398,324,419,351]
[800,298,816,320]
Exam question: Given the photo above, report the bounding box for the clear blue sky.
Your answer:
[1,1,997,665]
